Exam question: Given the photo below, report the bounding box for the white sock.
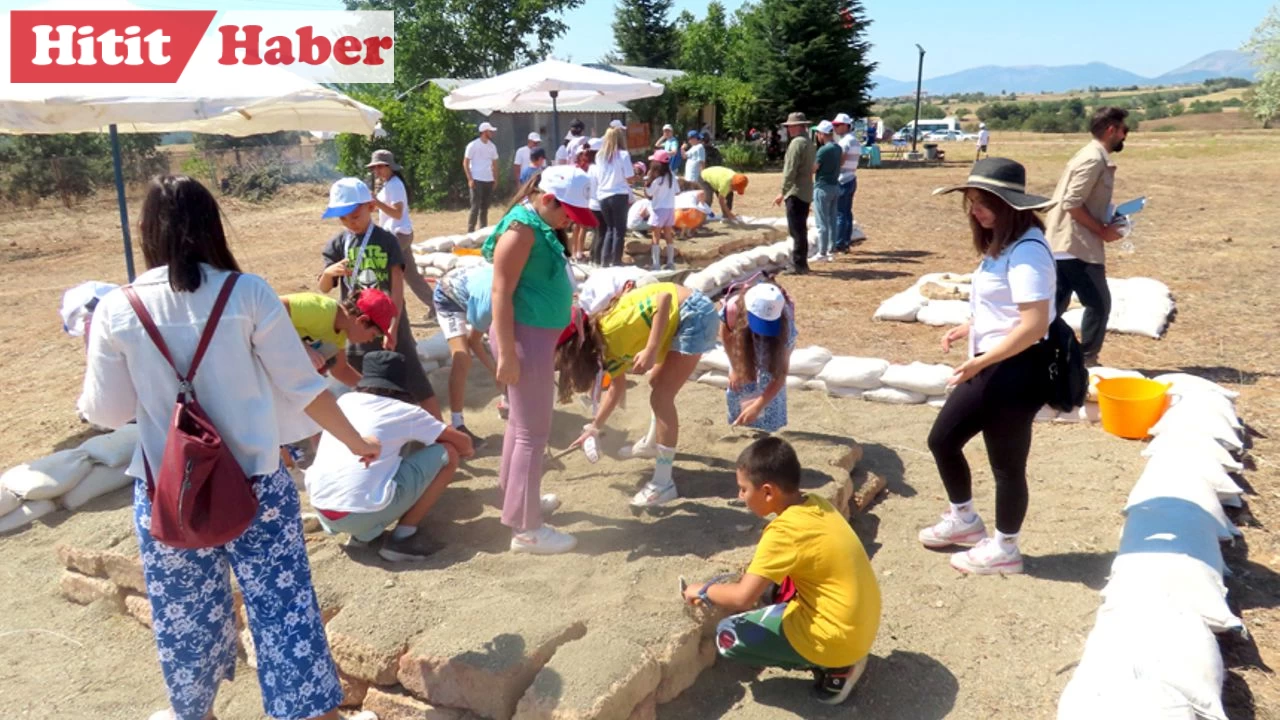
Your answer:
[950,501,977,523]
[652,444,676,487]
[995,531,1019,552]
[651,244,661,268]
[451,411,465,429]
[391,525,417,540]
[666,244,675,266]
[640,414,658,447]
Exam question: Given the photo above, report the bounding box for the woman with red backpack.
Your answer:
[79,175,381,720]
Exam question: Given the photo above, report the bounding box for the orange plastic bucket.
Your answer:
[1096,377,1171,439]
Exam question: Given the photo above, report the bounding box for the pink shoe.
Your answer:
[950,538,1023,575]
[918,511,987,549]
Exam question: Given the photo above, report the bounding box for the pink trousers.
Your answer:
[491,323,559,532]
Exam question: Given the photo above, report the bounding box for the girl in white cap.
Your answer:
[721,281,797,432]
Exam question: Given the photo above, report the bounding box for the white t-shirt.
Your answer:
[627,198,653,231]
[595,150,634,199]
[305,392,447,513]
[978,129,990,147]
[377,175,412,235]
[587,163,602,211]
[555,144,570,165]
[464,138,499,182]
[837,134,860,184]
[675,189,710,213]
[969,228,1057,356]
[684,144,705,182]
[646,174,677,209]
[514,145,537,173]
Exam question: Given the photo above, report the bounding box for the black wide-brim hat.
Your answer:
[356,350,410,395]
[933,157,1055,211]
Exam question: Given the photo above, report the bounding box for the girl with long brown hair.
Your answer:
[918,158,1057,576]
[721,281,797,432]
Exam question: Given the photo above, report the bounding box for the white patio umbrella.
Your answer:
[443,59,664,144]
[0,0,383,280]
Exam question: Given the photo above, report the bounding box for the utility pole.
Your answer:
[912,44,926,156]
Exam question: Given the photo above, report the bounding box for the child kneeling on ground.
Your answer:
[683,437,881,705]
[306,351,475,562]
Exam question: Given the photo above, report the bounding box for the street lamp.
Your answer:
[912,43,925,155]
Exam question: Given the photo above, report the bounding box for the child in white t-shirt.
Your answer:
[646,152,679,270]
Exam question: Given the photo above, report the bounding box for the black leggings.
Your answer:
[599,194,630,267]
[589,209,607,265]
[926,345,1046,534]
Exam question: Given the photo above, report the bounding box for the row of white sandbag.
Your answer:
[410,226,496,256]
[0,426,140,533]
[1058,377,1245,720]
[683,240,794,296]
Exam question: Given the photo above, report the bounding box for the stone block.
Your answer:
[653,625,716,704]
[340,671,370,708]
[361,687,465,720]
[853,470,888,513]
[101,551,146,594]
[56,544,104,577]
[328,628,407,687]
[513,632,659,720]
[124,594,152,628]
[399,615,586,720]
[627,693,657,720]
[830,443,864,474]
[59,571,123,609]
[327,590,442,686]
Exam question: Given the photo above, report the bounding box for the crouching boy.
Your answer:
[681,437,881,705]
[306,351,475,562]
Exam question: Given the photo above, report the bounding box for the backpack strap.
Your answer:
[122,273,241,394]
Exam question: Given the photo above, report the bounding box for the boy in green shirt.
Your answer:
[682,437,881,705]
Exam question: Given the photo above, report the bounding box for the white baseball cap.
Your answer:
[528,132,542,142]
[539,166,598,227]
[662,123,673,131]
[609,119,626,130]
[322,177,372,219]
[744,284,786,337]
[588,137,603,151]
[478,122,497,133]
[979,122,987,128]
[815,120,836,135]
[832,113,854,126]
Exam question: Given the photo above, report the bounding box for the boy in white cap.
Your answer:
[464,122,500,231]
[976,123,990,160]
[513,132,542,185]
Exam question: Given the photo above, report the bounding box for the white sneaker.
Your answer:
[951,537,1023,575]
[540,493,562,516]
[147,711,175,720]
[918,511,987,548]
[510,526,578,554]
[619,438,658,460]
[824,254,835,263]
[630,480,679,508]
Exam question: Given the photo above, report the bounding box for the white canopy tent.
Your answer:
[442,59,664,145]
[0,0,383,280]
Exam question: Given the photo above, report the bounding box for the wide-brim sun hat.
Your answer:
[782,112,810,126]
[932,157,1055,211]
[366,149,401,172]
[355,351,410,395]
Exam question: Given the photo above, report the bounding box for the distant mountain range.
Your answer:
[872,50,1259,97]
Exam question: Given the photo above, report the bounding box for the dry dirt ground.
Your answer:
[0,128,1277,719]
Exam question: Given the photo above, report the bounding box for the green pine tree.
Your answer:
[612,0,678,68]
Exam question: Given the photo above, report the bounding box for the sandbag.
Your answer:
[697,372,730,389]
[879,362,953,396]
[420,252,456,272]
[1155,373,1239,401]
[699,346,732,374]
[785,375,805,389]
[0,487,19,517]
[915,300,971,327]
[1057,603,1226,720]
[415,334,452,362]
[802,380,828,393]
[873,289,926,322]
[788,346,833,377]
[420,266,445,280]
[683,271,717,295]
[827,386,865,399]
[1061,307,1085,335]
[1140,451,1244,505]
[862,387,927,405]
[927,396,948,409]
[1104,553,1240,634]
[2,450,93,501]
[0,500,57,534]
[1169,391,1242,431]
[454,255,488,270]
[1142,431,1244,473]
[1150,403,1243,452]
[78,425,139,468]
[1126,459,1238,540]
[61,464,133,510]
[815,356,889,390]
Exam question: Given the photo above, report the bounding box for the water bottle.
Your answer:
[1116,216,1136,254]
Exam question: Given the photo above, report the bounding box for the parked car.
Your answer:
[923,129,965,142]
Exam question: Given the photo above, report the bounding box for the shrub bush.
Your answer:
[720,141,765,170]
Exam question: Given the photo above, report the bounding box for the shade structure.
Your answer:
[0,0,384,280]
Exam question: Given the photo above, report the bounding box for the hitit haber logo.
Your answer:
[9,10,395,84]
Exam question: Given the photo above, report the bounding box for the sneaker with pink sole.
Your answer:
[918,511,988,549]
[951,538,1023,575]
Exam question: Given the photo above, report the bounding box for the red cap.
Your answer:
[557,307,586,347]
[354,288,396,334]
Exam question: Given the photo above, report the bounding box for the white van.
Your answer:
[893,117,959,142]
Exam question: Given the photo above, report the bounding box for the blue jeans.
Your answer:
[835,177,858,250]
[813,185,839,258]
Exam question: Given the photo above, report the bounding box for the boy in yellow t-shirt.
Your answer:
[682,437,881,705]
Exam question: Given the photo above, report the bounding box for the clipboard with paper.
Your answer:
[1112,196,1146,220]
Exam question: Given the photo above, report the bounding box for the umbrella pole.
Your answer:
[109,124,137,282]
[551,90,559,158]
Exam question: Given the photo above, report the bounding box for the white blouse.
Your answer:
[79,265,328,480]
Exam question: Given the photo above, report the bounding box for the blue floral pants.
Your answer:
[134,465,342,720]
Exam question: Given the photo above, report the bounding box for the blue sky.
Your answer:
[5,0,1270,80]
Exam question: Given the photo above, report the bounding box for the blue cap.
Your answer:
[321,203,361,219]
[687,130,701,139]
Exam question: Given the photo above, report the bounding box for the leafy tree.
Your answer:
[612,0,678,68]
[734,0,875,121]
[1244,3,1280,128]
[0,133,164,207]
[675,2,729,75]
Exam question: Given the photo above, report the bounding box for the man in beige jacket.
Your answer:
[1045,106,1130,365]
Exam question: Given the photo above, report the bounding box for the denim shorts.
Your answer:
[672,291,719,356]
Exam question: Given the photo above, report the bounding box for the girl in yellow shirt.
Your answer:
[556,282,718,507]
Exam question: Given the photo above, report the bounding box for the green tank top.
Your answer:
[482,202,572,329]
